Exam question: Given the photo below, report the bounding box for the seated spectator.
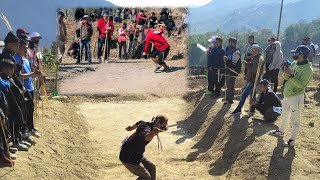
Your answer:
[67,39,80,58]
[136,10,148,26]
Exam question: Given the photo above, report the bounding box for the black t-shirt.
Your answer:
[149,16,158,29]
[119,121,153,164]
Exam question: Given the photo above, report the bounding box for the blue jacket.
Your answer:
[207,46,226,69]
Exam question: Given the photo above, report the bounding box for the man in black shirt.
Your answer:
[149,12,157,29]
[120,115,168,180]
[250,79,282,123]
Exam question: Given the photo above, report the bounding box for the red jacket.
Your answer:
[144,30,169,53]
[97,18,114,38]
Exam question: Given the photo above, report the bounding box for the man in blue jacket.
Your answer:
[207,37,226,98]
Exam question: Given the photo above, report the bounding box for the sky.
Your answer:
[107,0,212,7]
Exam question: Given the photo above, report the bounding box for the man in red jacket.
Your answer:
[97,11,114,62]
[142,26,170,72]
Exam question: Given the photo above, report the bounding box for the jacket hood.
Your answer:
[274,41,281,52]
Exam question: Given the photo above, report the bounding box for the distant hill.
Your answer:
[189,0,320,34]
[0,0,115,47]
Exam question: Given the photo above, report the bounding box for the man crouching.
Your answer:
[119,115,168,180]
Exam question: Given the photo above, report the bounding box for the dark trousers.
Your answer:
[118,42,127,59]
[263,66,279,92]
[128,40,137,59]
[261,107,281,123]
[122,157,156,180]
[98,37,111,60]
[208,68,225,96]
[226,75,236,102]
[24,91,35,131]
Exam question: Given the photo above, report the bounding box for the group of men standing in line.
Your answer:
[206,34,313,147]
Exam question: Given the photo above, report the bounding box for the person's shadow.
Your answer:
[267,138,296,180]
[209,117,278,176]
[186,103,231,162]
[172,91,217,144]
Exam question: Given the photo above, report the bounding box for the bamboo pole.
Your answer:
[0,117,14,169]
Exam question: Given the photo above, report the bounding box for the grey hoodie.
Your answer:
[269,41,283,70]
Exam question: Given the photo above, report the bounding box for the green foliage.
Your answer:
[42,48,59,71]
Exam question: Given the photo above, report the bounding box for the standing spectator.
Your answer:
[205,36,217,95]
[269,45,313,147]
[136,10,148,26]
[97,11,114,62]
[143,26,171,72]
[224,37,241,104]
[231,44,265,115]
[56,11,67,64]
[14,34,43,139]
[207,37,226,98]
[176,11,188,38]
[159,8,169,24]
[74,8,85,22]
[267,41,283,92]
[76,15,93,64]
[131,8,136,22]
[165,16,176,37]
[149,12,158,29]
[263,37,275,82]
[118,22,128,60]
[244,35,257,75]
[302,36,317,63]
[128,21,139,59]
[115,8,120,23]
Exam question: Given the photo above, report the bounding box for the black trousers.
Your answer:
[24,91,35,131]
[208,68,225,96]
[118,42,127,59]
[263,66,279,92]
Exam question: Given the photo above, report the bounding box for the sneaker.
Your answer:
[11,143,29,151]
[5,152,17,160]
[0,155,15,166]
[268,130,284,137]
[31,129,41,138]
[283,139,295,147]
[9,147,18,153]
[19,141,32,148]
[231,109,241,115]
[23,137,37,145]
[154,66,162,72]
[22,132,30,139]
[162,67,170,72]
[203,89,213,95]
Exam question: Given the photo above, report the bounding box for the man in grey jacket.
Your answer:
[76,15,93,64]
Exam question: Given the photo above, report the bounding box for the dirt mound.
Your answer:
[173,90,320,179]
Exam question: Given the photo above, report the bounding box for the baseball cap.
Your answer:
[258,79,269,87]
[290,45,310,56]
[18,34,32,44]
[229,37,237,43]
[16,28,29,35]
[208,35,218,43]
[102,11,109,15]
[30,32,42,39]
[248,44,263,53]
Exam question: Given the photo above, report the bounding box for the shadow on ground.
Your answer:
[267,138,295,180]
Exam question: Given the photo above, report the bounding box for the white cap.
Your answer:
[0,41,4,47]
[208,35,218,43]
[30,32,42,39]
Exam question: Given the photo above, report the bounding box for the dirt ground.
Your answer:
[58,59,187,96]
[1,89,319,180]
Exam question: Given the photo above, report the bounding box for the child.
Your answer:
[118,22,128,60]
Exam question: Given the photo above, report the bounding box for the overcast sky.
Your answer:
[107,0,212,7]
